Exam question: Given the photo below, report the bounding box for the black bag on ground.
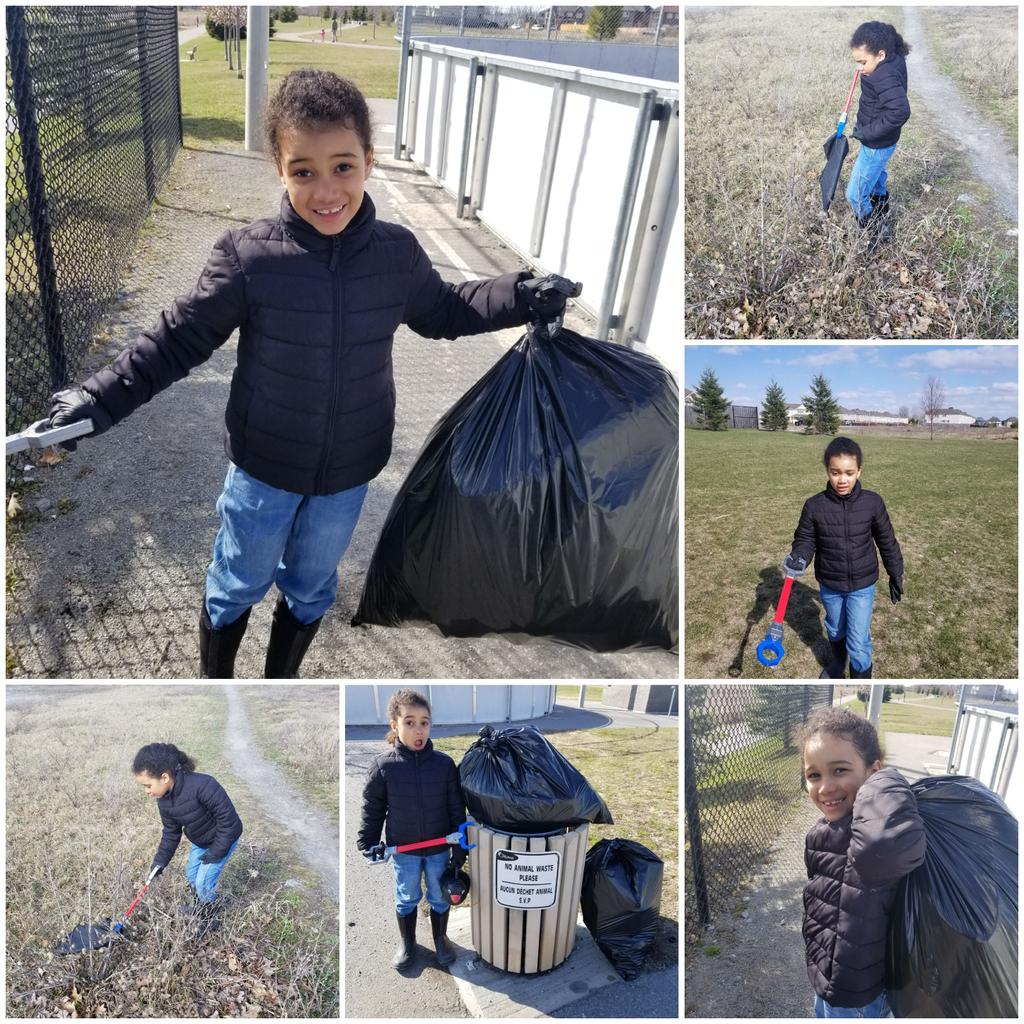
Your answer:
[459,725,613,834]
[886,774,1018,1018]
[581,838,663,980]
[352,325,678,652]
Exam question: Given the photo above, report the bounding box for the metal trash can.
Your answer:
[467,821,589,974]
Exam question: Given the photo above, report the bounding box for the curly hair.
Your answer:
[263,68,374,169]
[823,436,863,469]
[132,742,196,779]
[795,706,884,771]
[850,21,911,58]
[385,688,431,746]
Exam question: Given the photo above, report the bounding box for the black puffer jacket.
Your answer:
[790,480,903,593]
[78,192,533,496]
[803,768,926,1007]
[358,739,464,855]
[853,51,910,148]
[152,771,243,869]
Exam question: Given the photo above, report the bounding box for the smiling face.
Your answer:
[851,45,887,76]
[827,453,862,496]
[135,770,174,799]
[803,733,881,821]
[391,704,431,752]
[275,123,374,236]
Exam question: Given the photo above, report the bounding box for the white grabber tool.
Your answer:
[6,417,94,455]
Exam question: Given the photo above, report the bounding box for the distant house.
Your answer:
[1002,417,1018,428]
[985,416,1001,427]
[785,402,808,424]
[931,407,975,425]
[840,407,909,425]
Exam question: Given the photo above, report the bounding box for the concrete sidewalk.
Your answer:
[7,109,676,679]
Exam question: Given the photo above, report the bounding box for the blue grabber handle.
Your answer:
[457,820,476,851]
[756,621,786,668]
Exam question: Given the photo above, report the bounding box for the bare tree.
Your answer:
[921,376,945,440]
[898,405,909,420]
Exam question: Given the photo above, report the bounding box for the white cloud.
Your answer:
[717,346,752,355]
[895,346,1018,372]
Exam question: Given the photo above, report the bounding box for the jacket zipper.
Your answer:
[414,750,426,839]
[316,238,342,493]
[843,499,852,589]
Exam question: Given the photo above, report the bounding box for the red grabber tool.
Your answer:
[757,556,806,667]
[367,821,476,864]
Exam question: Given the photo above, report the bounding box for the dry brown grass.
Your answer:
[684,6,1018,339]
[5,686,338,1018]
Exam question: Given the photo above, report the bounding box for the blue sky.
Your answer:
[684,345,1019,419]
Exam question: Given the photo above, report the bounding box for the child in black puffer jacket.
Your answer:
[358,688,466,971]
[797,707,926,1019]
[845,21,911,244]
[784,436,903,679]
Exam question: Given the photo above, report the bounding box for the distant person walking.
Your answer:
[320,26,325,43]
[332,16,338,42]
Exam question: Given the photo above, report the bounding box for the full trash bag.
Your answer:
[886,774,1018,1018]
[459,725,613,834]
[581,838,663,980]
[352,325,678,652]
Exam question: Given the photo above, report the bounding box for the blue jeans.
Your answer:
[185,839,239,904]
[814,991,893,1018]
[846,142,897,218]
[205,462,368,628]
[819,582,875,673]
[392,852,450,916]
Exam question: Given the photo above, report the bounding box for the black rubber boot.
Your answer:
[264,596,323,679]
[177,886,200,916]
[393,911,417,970]
[819,637,848,679]
[430,908,456,967]
[869,192,891,218]
[200,603,251,678]
[850,663,873,678]
[194,900,221,938]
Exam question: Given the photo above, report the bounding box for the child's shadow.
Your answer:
[728,567,828,677]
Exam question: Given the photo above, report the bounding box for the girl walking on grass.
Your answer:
[134,742,243,935]
[797,707,926,1018]
[846,21,911,247]
[48,69,573,679]
[357,688,467,970]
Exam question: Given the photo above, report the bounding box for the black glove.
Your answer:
[450,845,468,869]
[200,851,220,865]
[889,576,903,604]
[49,386,113,451]
[782,553,807,578]
[362,842,390,864]
[517,274,582,338]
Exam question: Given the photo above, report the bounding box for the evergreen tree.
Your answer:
[801,374,841,435]
[587,7,622,40]
[693,368,729,430]
[760,379,789,431]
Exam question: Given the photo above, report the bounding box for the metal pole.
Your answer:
[867,685,883,730]
[456,58,480,218]
[468,63,498,218]
[7,6,68,393]
[530,79,566,257]
[596,89,657,340]
[170,9,183,146]
[135,9,156,204]
[684,697,712,927]
[393,6,414,159]
[622,99,677,347]
[947,685,968,772]
[245,6,270,152]
[577,686,586,708]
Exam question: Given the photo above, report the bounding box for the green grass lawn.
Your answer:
[685,430,1018,679]
[843,696,956,737]
[178,33,400,150]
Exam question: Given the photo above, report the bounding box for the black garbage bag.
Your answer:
[459,725,613,834]
[352,325,678,652]
[886,774,1018,1018]
[581,838,663,980]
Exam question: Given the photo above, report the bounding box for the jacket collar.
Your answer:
[395,738,434,760]
[825,479,862,503]
[279,190,377,270]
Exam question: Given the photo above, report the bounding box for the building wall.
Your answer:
[345,685,556,725]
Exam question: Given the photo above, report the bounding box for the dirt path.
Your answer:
[223,686,339,902]
[901,6,1017,222]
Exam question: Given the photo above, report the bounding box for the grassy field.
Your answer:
[842,693,957,737]
[431,725,678,966]
[684,6,1018,338]
[5,686,337,1018]
[178,32,400,152]
[684,429,1018,678]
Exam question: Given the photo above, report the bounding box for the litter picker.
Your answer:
[819,70,861,212]
[6,417,94,455]
[56,864,161,954]
[756,573,798,668]
[366,821,476,865]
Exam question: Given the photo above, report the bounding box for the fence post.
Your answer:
[7,5,68,393]
[172,8,184,146]
[684,697,711,927]
[134,9,157,205]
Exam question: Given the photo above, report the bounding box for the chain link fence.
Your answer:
[684,684,836,937]
[400,5,678,45]
[6,5,181,483]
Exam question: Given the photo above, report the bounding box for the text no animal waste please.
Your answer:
[494,850,561,909]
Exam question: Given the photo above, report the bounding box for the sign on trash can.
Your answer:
[495,849,561,909]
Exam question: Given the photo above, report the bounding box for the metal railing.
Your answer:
[6,5,181,483]
[684,684,835,934]
[947,695,1018,799]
